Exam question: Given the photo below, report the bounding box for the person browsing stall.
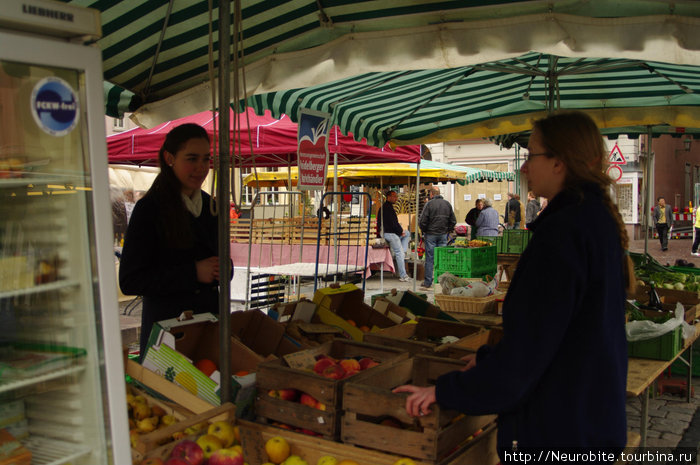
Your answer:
[418,187,456,290]
[376,190,411,282]
[394,112,632,463]
[474,199,500,237]
[119,124,231,360]
[465,198,483,240]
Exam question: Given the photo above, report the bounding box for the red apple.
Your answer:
[313,358,336,375]
[277,388,299,401]
[169,440,204,465]
[339,358,361,373]
[299,393,319,409]
[322,364,346,380]
[358,357,379,370]
[208,448,244,465]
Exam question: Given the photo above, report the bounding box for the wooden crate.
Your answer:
[239,418,498,465]
[444,328,503,353]
[341,355,496,461]
[254,339,408,439]
[363,317,483,356]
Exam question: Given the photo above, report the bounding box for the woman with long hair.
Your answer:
[395,112,632,462]
[120,123,227,359]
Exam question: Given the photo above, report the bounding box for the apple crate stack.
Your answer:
[254,339,408,439]
[363,317,484,357]
[341,355,496,462]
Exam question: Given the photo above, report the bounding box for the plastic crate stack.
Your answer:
[434,245,497,281]
[477,229,533,254]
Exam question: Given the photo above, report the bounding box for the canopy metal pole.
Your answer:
[413,162,420,292]
[217,0,232,405]
[642,126,653,255]
[380,176,384,294]
[333,153,339,272]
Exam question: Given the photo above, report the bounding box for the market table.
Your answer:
[230,242,394,278]
[626,323,699,446]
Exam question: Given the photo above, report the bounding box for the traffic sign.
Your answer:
[609,143,626,165]
[607,165,623,182]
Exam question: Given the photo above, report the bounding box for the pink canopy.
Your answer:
[107,108,420,167]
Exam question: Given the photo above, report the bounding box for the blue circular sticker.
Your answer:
[30,77,79,136]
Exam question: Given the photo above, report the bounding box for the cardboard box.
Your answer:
[313,284,397,341]
[142,310,303,414]
[372,297,413,324]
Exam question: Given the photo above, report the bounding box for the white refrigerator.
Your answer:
[0,2,130,464]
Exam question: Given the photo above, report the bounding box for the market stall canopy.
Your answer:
[107,108,420,167]
[243,160,513,188]
[66,0,700,124]
[241,51,700,148]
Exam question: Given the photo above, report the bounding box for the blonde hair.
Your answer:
[533,112,634,292]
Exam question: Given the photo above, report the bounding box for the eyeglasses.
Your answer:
[523,151,549,162]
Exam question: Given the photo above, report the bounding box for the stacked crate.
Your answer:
[433,245,497,280]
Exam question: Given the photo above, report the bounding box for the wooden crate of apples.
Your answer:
[341,355,496,462]
[254,339,408,439]
[128,389,240,465]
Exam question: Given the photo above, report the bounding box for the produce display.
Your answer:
[452,238,491,248]
[631,252,700,292]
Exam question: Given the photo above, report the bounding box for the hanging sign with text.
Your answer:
[297,108,331,190]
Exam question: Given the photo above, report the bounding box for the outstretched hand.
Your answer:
[392,385,436,417]
[196,256,219,283]
[460,353,477,371]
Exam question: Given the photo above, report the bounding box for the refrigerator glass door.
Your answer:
[0,30,128,465]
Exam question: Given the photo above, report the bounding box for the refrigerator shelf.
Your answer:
[0,279,80,299]
[22,435,91,465]
[0,365,85,395]
[0,173,83,190]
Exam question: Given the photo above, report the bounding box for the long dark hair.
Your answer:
[145,123,210,248]
[533,112,635,292]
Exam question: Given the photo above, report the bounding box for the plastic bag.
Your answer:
[438,272,497,297]
[626,302,696,342]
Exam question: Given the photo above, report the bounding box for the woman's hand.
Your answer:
[460,353,477,371]
[392,385,436,417]
[196,256,219,283]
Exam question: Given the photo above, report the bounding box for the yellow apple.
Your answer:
[132,402,152,420]
[265,436,291,464]
[392,459,417,465]
[161,414,177,427]
[281,455,308,465]
[208,420,236,447]
[136,416,159,433]
[151,404,167,417]
[196,433,223,459]
[185,421,209,435]
[317,456,338,465]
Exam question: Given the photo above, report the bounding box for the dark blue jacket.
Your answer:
[436,184,627,462]
[377,201,403,237]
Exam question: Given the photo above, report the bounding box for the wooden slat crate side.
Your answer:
[361,333,437,356]
[344,357,415,394]
[341,413,440,461]
[343,381,425,426]
[412,355,468,386]
[254,395,338,438]
[414,319,483,340]
[256,361,338,406]
[327,339,409,364]
[436,414,497,459]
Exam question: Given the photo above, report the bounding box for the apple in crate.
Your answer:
[164,459,190,465]
[208,420,237,447]
[196,434,223,459]
[299,393,319,409]
[321,364,346,380]
[169,439,204,465]
[339,359,360,376]
[313,357,336,375]
[208,447,244,465]
[358,357,378,370]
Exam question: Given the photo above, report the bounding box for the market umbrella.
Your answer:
[107,108,420,166]
[241,51,700,148]
[242,160,513,187]
[64,1,700,122]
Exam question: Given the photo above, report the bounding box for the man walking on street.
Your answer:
[505,192,522,229]
[377,190,411,282]
[653,196,674,251]
[419,187,456,289]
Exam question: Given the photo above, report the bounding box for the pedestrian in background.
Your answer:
[525,191,540,227]
[394,111,631,463]
[419,187,456,290]
[465,198,483,240]
[504,192,521,229]
[692,204,700,257]
[474,199,499,236]
[652,196,674,251]
[376,190,411,282]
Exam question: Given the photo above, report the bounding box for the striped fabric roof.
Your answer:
[242,52,700,147]
[64,1,700,121]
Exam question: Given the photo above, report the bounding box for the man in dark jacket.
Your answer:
[418,187,456,289]
[377,190,411,282]
[652,196,674,251]
[504,192,522,229]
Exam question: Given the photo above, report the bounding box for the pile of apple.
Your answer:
[137,420,244,465]
[310,354,379,380]
[127,392,180,439]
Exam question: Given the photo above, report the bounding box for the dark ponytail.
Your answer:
[146,123,209,248]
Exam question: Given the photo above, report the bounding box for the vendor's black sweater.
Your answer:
[119,191,223,359]
[436,184,627,462]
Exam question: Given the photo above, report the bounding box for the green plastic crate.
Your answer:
[434,267,497,282]
[477,236,504,253]
[670,266,700,276]
[434,246,497,278]
[503,229,533,254]
[628,326,683,361]
[670,346,700,376]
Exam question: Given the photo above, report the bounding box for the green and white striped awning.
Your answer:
[241,52,700,147]
[63,0,700,123]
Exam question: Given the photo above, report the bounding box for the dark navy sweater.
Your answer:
[435,184,627,462]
